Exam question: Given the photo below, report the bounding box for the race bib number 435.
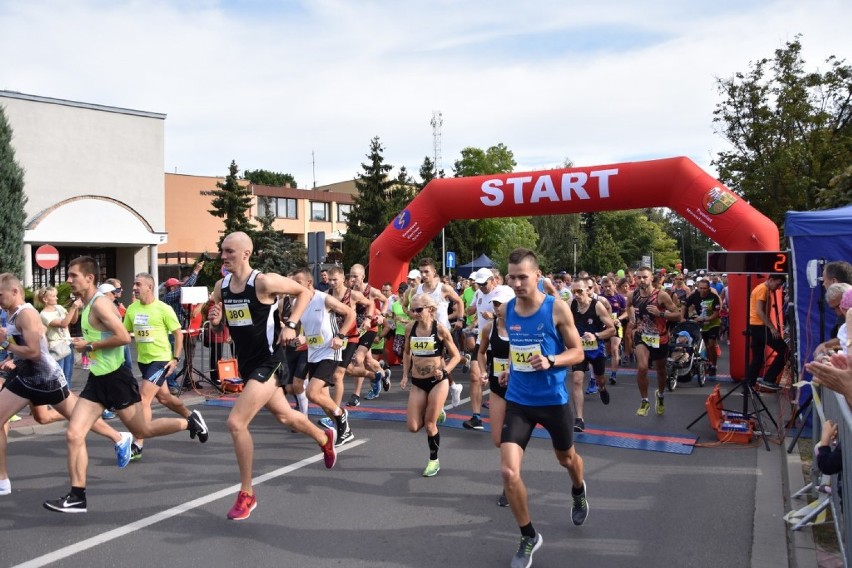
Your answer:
[510,344,542,372]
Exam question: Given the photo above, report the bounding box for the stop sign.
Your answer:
[35,244,59,269]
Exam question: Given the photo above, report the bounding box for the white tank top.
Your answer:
[299,291,341,363]
[417,282,450,328]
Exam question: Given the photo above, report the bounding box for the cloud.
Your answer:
[1,0,849,187]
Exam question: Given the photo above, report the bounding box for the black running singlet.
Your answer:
[222,270,282,377]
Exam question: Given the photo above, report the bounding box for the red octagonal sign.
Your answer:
[35,244,60,269]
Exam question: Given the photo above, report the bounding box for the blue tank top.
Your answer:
[504,295,569,406]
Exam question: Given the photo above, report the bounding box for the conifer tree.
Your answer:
[209,160,254,246]
[0,106,27,275]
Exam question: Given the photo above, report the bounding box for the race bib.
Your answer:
[134,326,155,343]
[493,357,510,376]
[582,337,599,351]
[306,334,324,348]
[641,332,661,349]
[510,344,542,372]
[410,336,436,356]
[225,302,252,327]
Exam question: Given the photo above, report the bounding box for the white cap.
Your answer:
[97,283,116,294]
[686,279,695,286]
[407,269,421,280]
[491,285,515,305]
[473,268,493,285]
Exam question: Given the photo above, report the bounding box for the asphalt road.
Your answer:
[0,352,801,568]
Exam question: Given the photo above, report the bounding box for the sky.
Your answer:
[1,0,850,188]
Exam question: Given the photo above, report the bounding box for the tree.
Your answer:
[712,38,852,227]
[479,217,539,274]
[209,160,254,246]
[580,227,622,276]
[253,197,307,274]
[343,137,395,267]
[0,106,26,276]
[817,165,852,209]
[243,169,297,188]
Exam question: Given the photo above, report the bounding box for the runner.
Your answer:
[600,277,627,384]
[626,267,682,417]
[475,285,515,506]
[569,280,616,432]
[122,272,204,461]
[44,257,206,514]
[400,293,460,477]
[347,264,391,401]
[0,273,131,498]
[682,279,722,377]
[498,248,588,568]
[462,267,498,430]
[207,232,337,521]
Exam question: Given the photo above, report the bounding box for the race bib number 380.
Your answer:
[510,344,542,372]
[225,302,252,327]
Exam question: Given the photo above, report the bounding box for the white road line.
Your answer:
[12,440,367,568]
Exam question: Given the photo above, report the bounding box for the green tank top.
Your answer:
[81,293,126,376]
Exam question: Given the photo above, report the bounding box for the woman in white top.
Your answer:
[37,287,80,386]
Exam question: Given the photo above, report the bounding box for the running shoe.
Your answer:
[437,409,446,424]
[637,399,651,417]
[463,416,484,430]
[707,364,717,377]
[599,386,610,405]
[130,442,143,462]
[608,371,617,385]
[227,490,257,521]
[450,383,463,407]
[382,369,392,392]
[585,377,598,395]
[346,394,361,407]
[422,458,440,477]
[43,492,87,514]
[0,478,11,496]
[655,390,665,415]
[366,379,381,400]
[115,432,132,468]
[335,428,355,447]
[188,410,209,443]
[511,533,543,568]
[756,379,781,393]
[497,491,509,507]
[573,418,585,433]
[318,417,335,429]
[321,428,337,469]
[8,414,21,423]
[571,481,589,525]
[102,409,116,420]
[462,353,471,373]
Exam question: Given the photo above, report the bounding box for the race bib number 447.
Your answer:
[510,344,542,372]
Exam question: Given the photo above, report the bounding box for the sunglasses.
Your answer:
[113,288,122,292]
[413,306,431,313]
[572,289,586,294]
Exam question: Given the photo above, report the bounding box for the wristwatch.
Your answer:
[546,355,557,368]
[0,340,9,350]
[335,333,346,340]
[85,343,95,353]
[283,320,298,330]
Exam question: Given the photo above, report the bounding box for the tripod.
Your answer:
[173,309,215,393]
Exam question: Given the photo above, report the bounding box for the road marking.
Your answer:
[12,440,367,568]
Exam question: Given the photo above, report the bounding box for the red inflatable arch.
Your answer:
[368,157,779,379]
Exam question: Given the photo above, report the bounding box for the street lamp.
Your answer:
[573,237,578,276]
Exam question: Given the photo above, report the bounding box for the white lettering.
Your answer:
[507,176,533,204]
[529,175,559,203]
[590,168,618,198]
[480,179,504,206]
[561,172,590,200]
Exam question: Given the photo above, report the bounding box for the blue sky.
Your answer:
[1,0,849,187]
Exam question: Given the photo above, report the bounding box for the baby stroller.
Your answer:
[665,321,708,391]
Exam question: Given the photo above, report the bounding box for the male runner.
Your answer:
[626,267,681,417]
[498,249,588,568]
[347,264,391,400]
[600,277,627,384]
[462,267,498,430]
[207,232,337,520]
[123,272,203,460]
[44,257,207,513]
[682,279,722,377]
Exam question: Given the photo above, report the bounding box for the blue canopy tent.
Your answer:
[455,254,496,278]
[786,205,852,410]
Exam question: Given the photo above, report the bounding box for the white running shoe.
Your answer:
[450,383,463,407]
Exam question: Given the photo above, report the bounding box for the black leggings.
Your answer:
[747,324,788,384]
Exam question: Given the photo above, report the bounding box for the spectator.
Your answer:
[161,259,205,328]
[36,287,80,387]
[747,274,788,391]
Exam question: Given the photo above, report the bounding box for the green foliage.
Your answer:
[530,214,582,273]
[659,211,721,271]
[452,143,517,177]
[480,218,539,273]
[580,227,623,276]
[817,165,852,209]
[209,160,255,247]
[712,37,852,227]
[0,106,27,275]
[576,211,679,274]
[343,137,397,268]
[253,196,308,275]
[243,169,297,188]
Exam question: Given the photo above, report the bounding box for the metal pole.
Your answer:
[442,228,446,276]
[573,238,578,276]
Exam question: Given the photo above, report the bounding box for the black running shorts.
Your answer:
[80,366,142,411]
[501,400,575,452]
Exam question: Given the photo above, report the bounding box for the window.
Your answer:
[311,201,330,221]
[337,203,352,222]
[258,197,297,219]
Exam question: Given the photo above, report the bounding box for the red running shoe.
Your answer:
[227,490,257,521]
[321,428,337,469]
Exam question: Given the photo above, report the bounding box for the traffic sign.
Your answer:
[446,251,456,269]
[35,244,59,269]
